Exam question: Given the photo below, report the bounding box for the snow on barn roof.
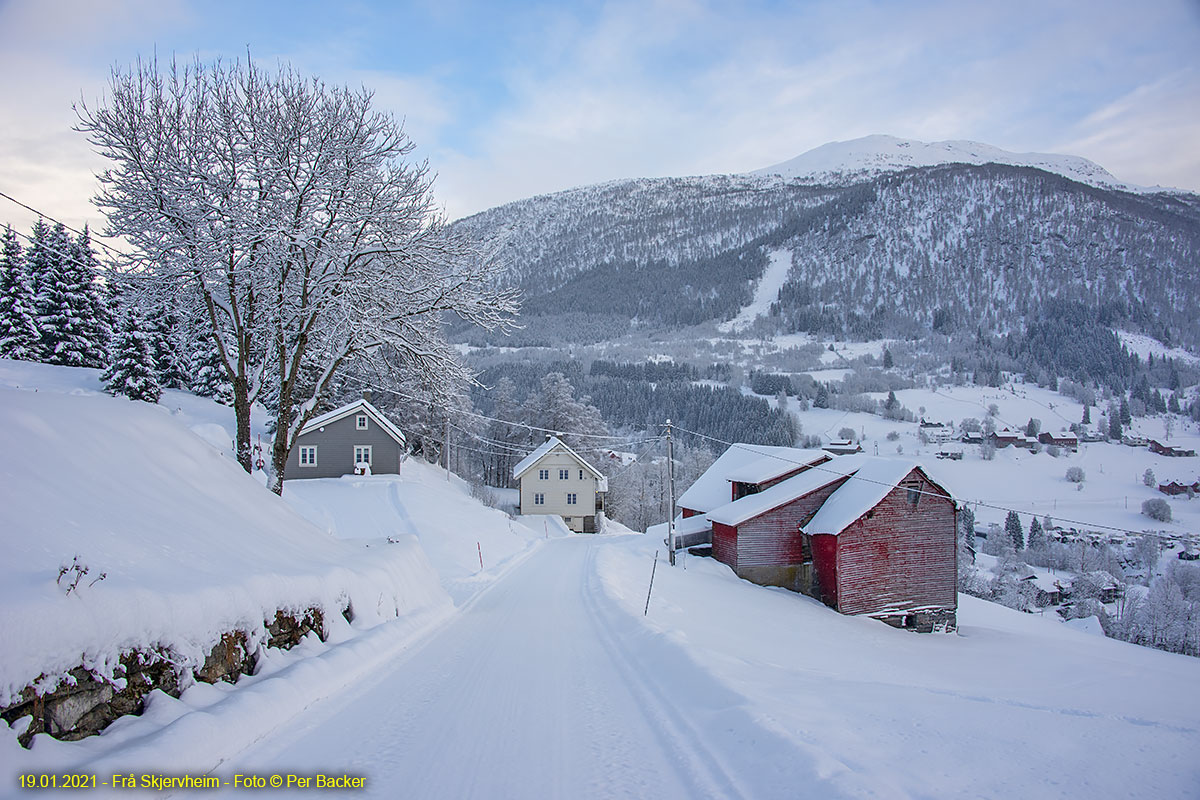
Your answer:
[725,453,827,485]
[803,458,923,536]
[512,436,607,489]
[707,455,869,527]
[677,445,828,512]
[298,399,406,445]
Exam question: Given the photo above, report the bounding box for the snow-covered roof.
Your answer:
[298,399,406,446]
[677,445,828,512]
[725,454,818,485]
[803,459,924,536]
[707,455,868,527]
[512,436,606,488]
[647,514,712,541]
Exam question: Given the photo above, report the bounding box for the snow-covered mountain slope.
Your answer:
[752,133,1149,192]
[0,359,450,706]
[453,157,1200,349]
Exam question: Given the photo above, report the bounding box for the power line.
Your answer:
[0,190,128,264]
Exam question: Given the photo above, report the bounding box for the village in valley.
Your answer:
[3,2,1200,798]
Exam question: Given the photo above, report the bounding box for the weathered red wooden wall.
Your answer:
[712,522,739,571]
[834,474,956,616]
[733,478,849,569]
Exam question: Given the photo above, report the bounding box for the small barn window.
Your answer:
[539,468,549,480]
[567,493,578,505]
[354,445,372,465]
[534,493,545,505]
[356,414,368,430]
[903,481,921,509]
[299,446,317,466]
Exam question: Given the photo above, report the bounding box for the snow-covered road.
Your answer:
[221,536,745,799]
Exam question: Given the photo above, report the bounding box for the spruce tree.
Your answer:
[188,333,233,404]
[34,222,92,366]
[71,227,112,368]
[147,310,188,389]
[103,308,161,402]
[1082,404,1090,425]
[1005,510,1025,551]
[1028,516,1045,550]
[0,225,40,360]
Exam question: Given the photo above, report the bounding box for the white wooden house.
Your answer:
[513,437,607,532]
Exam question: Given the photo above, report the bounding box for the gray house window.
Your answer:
[539,469,549,480]
[356,414,368,430]
[534,493,545,505]
[559,469,569,479]
[567,493,577,505]
[354,445,372,465]
[299,446,317,466]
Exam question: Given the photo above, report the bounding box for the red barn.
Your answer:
[700,454,957,632]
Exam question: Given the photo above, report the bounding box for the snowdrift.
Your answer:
[0,360,450,706]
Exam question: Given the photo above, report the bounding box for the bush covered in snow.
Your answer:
[1142,498,1172,522]
[1065,466,1086,483]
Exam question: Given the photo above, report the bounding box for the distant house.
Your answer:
[1157,481,1199,496]
[1038,431,1079,452]
[513,437,607,532]
[283,399,407,480]
[822,439,863,455]
[693,450,957,632]
[1149,440,1197,458]
[990,428,1036,449]
[920,419,954,444]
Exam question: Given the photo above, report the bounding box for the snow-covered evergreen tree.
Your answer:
[1005,510,1025,551]
[70,227,112,368]
[1028,516,1045,550]
[188,333,233,405]
[0,225,40,360]
[34,222,94,367]
[103,308,161,402]
[146,310,188,389]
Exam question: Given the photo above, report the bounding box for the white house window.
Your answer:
[299,446,317,466]
[539,468,549,480]
[354,445,372,465]
[567,493,577,505]
[534,493,545,505]
[559,469,569,479]
[579,469,585,480]
[356,414,368,430]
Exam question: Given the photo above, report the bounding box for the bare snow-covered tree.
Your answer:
[77,56,518,492]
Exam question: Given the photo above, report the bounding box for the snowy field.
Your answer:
[775,381,1200,539]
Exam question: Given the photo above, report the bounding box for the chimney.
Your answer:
[362,390,373,404]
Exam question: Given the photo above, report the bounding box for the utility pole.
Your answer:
[667,418,677,566]
[445,415,451,482]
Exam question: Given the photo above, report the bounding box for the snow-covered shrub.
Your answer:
[1143,469,1156,487]
[1065,466,1086,483]
[1142,498,1172,522]
[886,430,900,441]
[1046,444,1061,457]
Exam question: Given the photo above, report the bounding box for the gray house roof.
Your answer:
[297,399,407,446]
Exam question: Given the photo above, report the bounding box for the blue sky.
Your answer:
[0,0,1197,235]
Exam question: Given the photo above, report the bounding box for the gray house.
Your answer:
[283,399,407,480]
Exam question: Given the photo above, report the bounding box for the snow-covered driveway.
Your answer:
[222,536,749,799]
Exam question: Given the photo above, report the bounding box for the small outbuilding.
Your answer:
[283,399,407,480]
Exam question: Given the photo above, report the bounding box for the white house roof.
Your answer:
[706,455,869,527]
[297,399,406,446]
[677,445,829,513]
[512,436,607,490]
[804,458,929,536]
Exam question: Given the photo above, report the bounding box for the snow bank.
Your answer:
[283,464,546,605]
[0,360,451,706]
[596,536,1200,799]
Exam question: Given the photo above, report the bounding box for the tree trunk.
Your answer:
[233,375,253,474]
